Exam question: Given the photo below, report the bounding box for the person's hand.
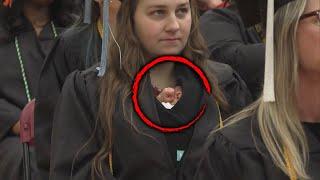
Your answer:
[156,86,182,108]
[11,120,20,135]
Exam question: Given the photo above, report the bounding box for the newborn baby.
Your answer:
[155,86,182,109]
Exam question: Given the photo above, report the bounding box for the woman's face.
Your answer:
[297,0,320,73]
[134,0,192,58]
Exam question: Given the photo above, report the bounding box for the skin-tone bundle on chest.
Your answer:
[154,86,182,109]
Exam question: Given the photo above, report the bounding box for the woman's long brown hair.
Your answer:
[92,0,227,177]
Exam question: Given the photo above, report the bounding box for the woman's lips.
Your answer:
[160,38,181,44]
[161,38,180,41]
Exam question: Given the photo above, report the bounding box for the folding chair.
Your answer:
[19,99,35,180]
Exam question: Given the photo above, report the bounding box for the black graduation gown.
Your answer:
[49,60,251,180]
[0,21,63,180]
[200,8,265,99]
[0,25,8,44]
[195,116,320,180]
[34,24,101,179]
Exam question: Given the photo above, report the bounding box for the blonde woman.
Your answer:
[195,0,320,179]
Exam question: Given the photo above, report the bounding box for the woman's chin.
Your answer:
[155,49,184,57]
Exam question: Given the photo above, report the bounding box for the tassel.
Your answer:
[97,0,109,77]
[263,0,275,102]
[84,0,93,24]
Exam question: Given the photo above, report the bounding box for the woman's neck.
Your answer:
[149,62,176,89]
[23,2,50,36]
[297,69,320,123]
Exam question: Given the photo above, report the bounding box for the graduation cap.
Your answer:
[84,0,110,76]
[263,0,294,102]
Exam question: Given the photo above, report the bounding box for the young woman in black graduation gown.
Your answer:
[196,0,320,179]
[0,0,77,179]
[49,0,251,179]
[35,1,121,178]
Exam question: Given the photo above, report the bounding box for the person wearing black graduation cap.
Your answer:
[195,0,320,179]
[0,0,77,179]
[199,0,266,99]
[49,0,252,179]
[34,0,120,179]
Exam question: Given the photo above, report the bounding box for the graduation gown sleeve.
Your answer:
[208,61,252,116]
[194,122,261,180]
[0,43,24,140]
[200,8,265,98]
[48,35,83,87]
[0,99,20,140]
[195,117,290,180]
[49,70,114,180]
[35,25,100,178]
[50,25,100,85]
[35,37,65,179]
[195,132,268,180]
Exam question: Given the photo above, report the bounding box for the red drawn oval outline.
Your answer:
[131,55,211,133]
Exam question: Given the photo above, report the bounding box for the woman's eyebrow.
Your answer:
[147,2,189,9]
[148,5,167,9]
[177,2,189,8]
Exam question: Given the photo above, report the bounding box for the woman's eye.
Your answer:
[176,8,189,18]
[314,16,320,26]
[152,10,166,17]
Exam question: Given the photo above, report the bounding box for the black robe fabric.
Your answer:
[200,8,265,99]
[154,63,205,168]
[34,24,101,179]
[49,60,251,180]
[195,116,320,180]
[0,21,63,180]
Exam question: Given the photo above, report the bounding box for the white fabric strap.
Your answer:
[263,0,275,102]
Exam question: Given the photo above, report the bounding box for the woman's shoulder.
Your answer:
[60,24,94,43]
[51,24,94,52]
[200,8,242,24]
[197,115,275,180]
[207,60,235,85]
[198,113,295,180]
[207,60,248,87]
[209,115,261,151]
[65,63,100,88]
[62,64,100,108]
[206,60,253,112]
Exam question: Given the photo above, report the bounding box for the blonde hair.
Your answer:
[220,0,309,179]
